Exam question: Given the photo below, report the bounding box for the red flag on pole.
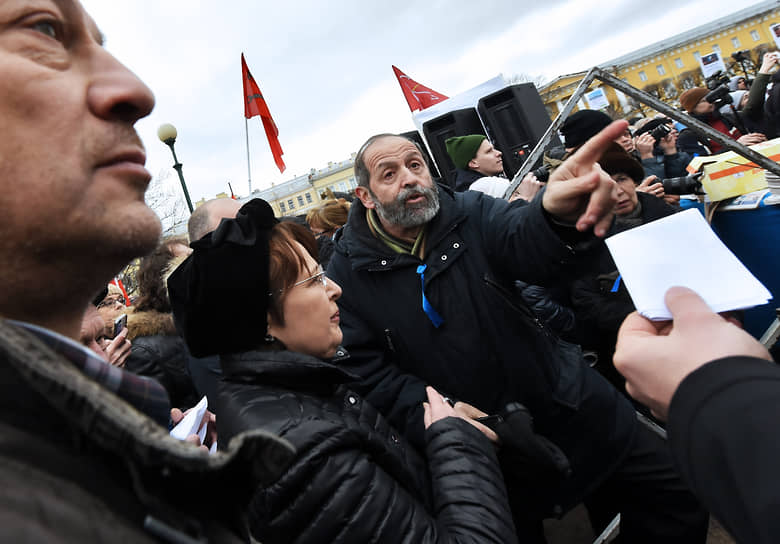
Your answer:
[242,53,286,173]
[109,278,130,307]
[392,65,448,112]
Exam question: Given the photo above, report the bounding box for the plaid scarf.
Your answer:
[11,321,171,427]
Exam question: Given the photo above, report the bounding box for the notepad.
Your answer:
[605,209,772,320]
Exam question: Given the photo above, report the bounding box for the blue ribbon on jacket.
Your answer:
[610,274,622,293]
[416,264,444,328]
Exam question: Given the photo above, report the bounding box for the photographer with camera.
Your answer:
[633,118,691,181]
[722,52,778,135]
[678,82,766,156]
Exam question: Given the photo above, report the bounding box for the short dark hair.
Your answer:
[267,221,319,327]
[354,133,427,188]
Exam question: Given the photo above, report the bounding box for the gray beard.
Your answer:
[369,184,440,230]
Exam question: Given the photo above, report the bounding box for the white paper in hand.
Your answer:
[169,395,208,442]
[605,209,771,320]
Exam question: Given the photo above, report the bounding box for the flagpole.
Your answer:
[245,117,252,194]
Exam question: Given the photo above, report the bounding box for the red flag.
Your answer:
[109,278,130,307]
[392,65,448,112]
[242,53,286,173]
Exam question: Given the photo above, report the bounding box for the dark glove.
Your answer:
[489,403,571,483]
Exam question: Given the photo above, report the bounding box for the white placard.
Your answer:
[771,24,780,50]
[585,87,610,110]
[699,51,726,79]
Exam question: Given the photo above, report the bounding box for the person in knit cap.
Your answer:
[445,134,504,191]
[677,87,765,156]
[560,110,613,151]
[542,109,617,180]
[167,198,519,543]
[445,134,544,200]
[728,75,748,91]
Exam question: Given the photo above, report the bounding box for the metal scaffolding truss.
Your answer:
[505,66,780,198]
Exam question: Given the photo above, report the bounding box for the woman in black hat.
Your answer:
[168,199,517,544]
[569,145,677,394]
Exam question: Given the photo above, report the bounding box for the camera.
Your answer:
[705,70,730,91]
[661,172,703,195]
[732,50,750,63]
[649,122,672,143]
[704,71,734,110]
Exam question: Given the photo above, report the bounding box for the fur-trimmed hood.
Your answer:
[127,309,177,341]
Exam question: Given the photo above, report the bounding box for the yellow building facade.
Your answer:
[541,1,780,117]
[245,157,356,217]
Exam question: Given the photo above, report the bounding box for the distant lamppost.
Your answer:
[157,123,194,213]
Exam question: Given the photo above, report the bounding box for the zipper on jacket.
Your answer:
[482,274,552,338]
[384,329,396,353]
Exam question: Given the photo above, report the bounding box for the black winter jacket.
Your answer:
[125,310,200,409]
[327,186,637,513]
[452,167,483,192]
[0,319,294,543]
[214,348,518,544]
[669,356,780,544]
[641,150,692,180]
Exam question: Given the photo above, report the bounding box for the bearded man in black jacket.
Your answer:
[327,125,708,542]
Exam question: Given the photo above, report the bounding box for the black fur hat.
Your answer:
[168,199,278,357]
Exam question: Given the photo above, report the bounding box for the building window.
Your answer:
[305,192,313,203]
[656,64,666,75]
[675,58,684,68]
[731,37,741,48]
[279,202,286,213]
[638,71,648,82]
[288,199,295,210]
[297,195,304,207]
[751,30,760,41]
[712,44,720,53]
[693,51,701,61]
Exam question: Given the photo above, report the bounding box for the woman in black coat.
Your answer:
[168,199,517,544]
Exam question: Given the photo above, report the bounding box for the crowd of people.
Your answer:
[1,1,778,543]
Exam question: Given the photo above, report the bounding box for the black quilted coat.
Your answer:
[215,348,518,544]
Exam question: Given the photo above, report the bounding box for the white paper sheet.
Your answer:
[169,395,208,441]
[605,209,771,320]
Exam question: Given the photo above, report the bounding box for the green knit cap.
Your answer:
[445,134,486,169]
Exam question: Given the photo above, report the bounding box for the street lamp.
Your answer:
[157,123,194,213]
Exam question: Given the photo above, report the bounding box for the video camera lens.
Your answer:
[661,172,703,195]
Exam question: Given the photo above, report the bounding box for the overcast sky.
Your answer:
[80,0,757,203]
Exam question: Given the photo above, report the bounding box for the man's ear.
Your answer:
[467,158,480,171]
[355,186,376,209]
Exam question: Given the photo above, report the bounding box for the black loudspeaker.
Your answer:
[477,84,561,179]
[422,108,485,187]
[400,130,441,180]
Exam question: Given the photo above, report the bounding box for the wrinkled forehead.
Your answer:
[364,136,422,171]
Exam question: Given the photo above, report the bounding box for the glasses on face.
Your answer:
[97,296,125,308]
[271,266,328,296]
